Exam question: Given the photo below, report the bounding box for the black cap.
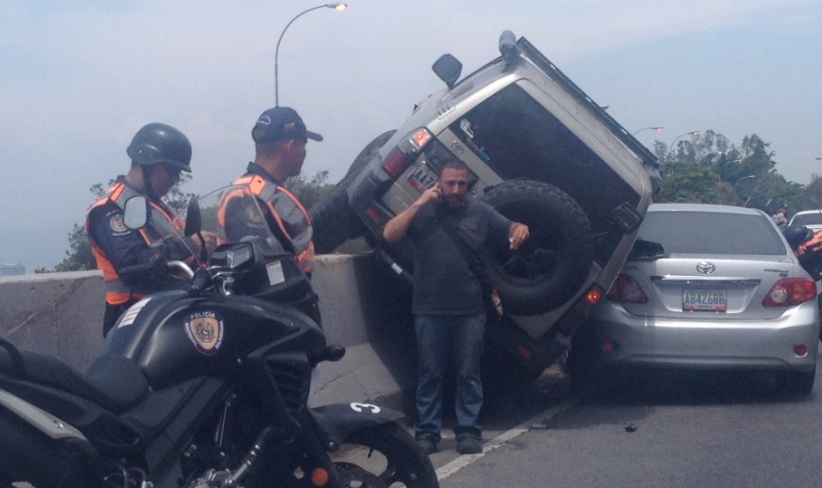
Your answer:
[251,106,323,143]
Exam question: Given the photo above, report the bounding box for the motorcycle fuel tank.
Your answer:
[105,291,325,390]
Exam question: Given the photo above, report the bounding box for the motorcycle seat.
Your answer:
[0,347,148,414]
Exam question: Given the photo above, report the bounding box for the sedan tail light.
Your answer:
[762,278,817,307]
[380,128,432,178]
[607,274,648,304]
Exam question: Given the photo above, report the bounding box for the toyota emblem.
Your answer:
[696,261,716,274]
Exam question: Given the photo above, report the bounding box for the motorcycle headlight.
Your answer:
[210,243,254,270]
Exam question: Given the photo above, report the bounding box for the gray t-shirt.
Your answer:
[407,199,512,315]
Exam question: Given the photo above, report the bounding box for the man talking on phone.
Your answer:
[382,159,529,455]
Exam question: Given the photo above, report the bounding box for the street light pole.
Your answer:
[716,159,744,205]
[718,158,743,181]
[274,3,347,106]
[668,130,700,157]
[632,126,664,136]
[733,175,757,207]
[735,175,756,186]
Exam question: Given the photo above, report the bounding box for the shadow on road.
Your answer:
[531,369,816,436]
[582,369,813,407]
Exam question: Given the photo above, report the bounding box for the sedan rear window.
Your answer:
[639,211,787,255]
[790,212,822,227]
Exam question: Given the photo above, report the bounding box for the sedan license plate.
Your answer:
[407,165,437,193]
[682,289,727,312]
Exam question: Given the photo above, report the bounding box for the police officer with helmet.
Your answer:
[784,223,822,339]
[86,123,196,336]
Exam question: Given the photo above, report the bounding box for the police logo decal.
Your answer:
[109,214,127,233]
[245,203,263,224]
[184,311,225,356]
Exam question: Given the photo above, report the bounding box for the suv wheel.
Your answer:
[481,180,593,315]
[311,130,396,254]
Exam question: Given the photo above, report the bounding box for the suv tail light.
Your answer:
[607,274,648,304]
[762,278,817,307]
[555,285,605,336]
[380,128,432,178]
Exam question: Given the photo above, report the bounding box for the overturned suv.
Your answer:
[311,31,661,385]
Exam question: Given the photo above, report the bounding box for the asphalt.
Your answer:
[400,363,572,469]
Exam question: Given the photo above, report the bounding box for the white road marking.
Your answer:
[435,398,575,480]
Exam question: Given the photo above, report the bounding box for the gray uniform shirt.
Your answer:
[407,199,512,315]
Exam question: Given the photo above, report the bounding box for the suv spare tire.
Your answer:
[481,180,593,315]
[311,130,396,254]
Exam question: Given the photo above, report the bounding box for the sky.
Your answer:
[2,0,821,272]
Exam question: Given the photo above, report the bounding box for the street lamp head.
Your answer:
[668,130,701,156]
[632,126,664,136]
[275,3,348,106]
[735,174,756,185]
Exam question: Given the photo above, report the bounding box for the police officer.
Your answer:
[222,106,322,274]
[784,224,822,340]
[784,224,820,276]
[86,123,194,336]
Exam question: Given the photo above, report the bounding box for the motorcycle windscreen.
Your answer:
[181,184,287,260]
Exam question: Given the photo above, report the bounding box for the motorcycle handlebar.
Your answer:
[118,259,195,280]
[168,260,195,279]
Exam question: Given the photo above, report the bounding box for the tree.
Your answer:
[652,130,807,215]
[51,177,194,273]
[799,174,822,210]
[49,184,108,273]
[655,160,717,203]
[53,171,333,272]
[285,170,335,209]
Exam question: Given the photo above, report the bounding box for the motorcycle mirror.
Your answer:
[185,197,202,237]
[123,195,149,230]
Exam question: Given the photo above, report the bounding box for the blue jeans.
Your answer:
[414,313,485,441]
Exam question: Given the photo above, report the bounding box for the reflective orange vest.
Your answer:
[86,181,183,305]
[798,229,822,257]
[224,175,315,274]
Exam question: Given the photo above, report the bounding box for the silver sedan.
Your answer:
[571,203,819,395]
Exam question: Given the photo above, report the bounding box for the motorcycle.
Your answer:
[0,185,439,488]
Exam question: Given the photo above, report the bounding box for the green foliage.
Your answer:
[54,223,98,272]
[800,175,822,210]
[165,173,196,214]
[55,171,335,272]
[285,170,335,209]
[655,160,717,203]
[54,178,194,272]
[654,130,809,217]
[54,129,817,271]
[52,183,111,272]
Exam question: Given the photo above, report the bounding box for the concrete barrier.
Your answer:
[0,254,417,412]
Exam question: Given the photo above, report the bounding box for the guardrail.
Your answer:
[0,254,416,411]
